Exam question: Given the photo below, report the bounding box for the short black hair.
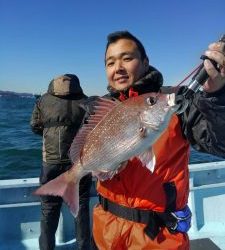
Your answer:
[105,30,149,63]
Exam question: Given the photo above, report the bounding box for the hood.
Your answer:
[107,65,163,97]
[48,74,84,96]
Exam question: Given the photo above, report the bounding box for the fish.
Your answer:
[34,92,180,217]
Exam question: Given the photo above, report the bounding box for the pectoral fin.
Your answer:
[137,147,156,173]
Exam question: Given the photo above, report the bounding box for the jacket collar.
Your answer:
[107,65,163,100]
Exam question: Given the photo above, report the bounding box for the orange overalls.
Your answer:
[92,115,190,250]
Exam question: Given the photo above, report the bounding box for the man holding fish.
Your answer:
[35,31,225,249]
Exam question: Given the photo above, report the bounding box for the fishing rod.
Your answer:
[176,34,225,113]
[184,34,225,98]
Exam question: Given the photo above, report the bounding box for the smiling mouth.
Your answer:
[115,76,129,84]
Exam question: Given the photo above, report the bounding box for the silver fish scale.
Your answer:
[81,103,142,171]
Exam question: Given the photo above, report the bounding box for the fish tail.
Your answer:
[33,167,80,217]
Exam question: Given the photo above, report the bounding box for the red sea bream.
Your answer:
[34,92,179,216]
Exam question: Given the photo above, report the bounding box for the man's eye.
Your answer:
[123,57,132,61]
[107,61,114,67]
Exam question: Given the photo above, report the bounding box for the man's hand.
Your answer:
[95,161,129,181]
[203,40,225,93]
[116,160,129,173]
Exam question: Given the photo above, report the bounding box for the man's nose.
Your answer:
[115,60,124,72]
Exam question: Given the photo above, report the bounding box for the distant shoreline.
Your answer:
[0,90,37,98]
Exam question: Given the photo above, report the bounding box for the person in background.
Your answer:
[88,31,225,249]
[30,74,92,250]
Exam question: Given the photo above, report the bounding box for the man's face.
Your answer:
[105,38,148,91]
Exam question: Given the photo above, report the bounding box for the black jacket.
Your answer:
[30,75,87,164]
[181,86,225,158]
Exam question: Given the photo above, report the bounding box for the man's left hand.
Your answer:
[203,40,225,93]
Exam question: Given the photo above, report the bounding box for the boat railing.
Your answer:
[0,161,225,249]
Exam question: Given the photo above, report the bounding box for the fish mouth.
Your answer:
[165,93,181,113]
[167,93,176,106]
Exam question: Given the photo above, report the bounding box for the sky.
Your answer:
[0,0,225,96]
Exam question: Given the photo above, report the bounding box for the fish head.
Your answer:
[139,92,179,133]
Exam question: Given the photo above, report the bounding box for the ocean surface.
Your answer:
[0,96,224,180]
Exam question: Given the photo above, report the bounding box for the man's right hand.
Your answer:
[95,161,129,181]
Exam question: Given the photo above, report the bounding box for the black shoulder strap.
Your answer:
[163,182,177,212]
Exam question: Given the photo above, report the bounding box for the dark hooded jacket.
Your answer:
[30,74,87,164]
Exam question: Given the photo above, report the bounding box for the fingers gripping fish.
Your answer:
[34,93,179,217]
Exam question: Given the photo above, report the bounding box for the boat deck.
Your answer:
[0,161,225,249]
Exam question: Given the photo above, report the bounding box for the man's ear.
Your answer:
[143,58,149,70]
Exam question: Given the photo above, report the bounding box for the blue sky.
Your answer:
[0,0,225,96]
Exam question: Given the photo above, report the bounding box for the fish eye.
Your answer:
[146,96,157,106]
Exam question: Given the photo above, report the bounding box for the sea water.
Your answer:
[0,96,224,180]
[0,96,42,179]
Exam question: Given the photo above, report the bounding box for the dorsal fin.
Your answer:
[69,97,119,163]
